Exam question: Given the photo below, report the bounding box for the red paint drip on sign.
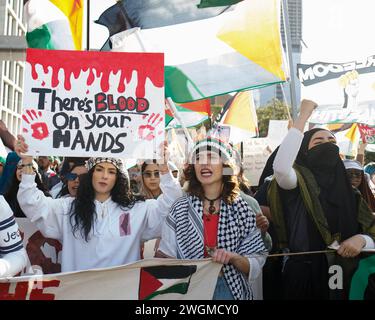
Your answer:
[26,48,164,97]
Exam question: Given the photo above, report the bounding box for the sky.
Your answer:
[302,0,375,62]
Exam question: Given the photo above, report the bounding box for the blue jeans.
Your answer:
[212,276,234,300]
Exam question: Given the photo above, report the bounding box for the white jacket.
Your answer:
[18,172,183,272]
[0,196,28,277]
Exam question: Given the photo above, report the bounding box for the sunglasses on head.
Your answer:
[142,171,160,178]
[65,173,84,181]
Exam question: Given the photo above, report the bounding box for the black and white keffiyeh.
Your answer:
[164,195,266,300]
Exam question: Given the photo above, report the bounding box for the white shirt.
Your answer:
[0,196,28,277]
[18,172,183,272]
[50,181,63,198]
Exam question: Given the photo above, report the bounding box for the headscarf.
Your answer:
[343,160,375,212]
[0,152,20,195]
[365,162,375,177]
[295,128,359,240]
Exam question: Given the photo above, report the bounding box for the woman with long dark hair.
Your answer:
[157,137,266,300]
[15,136,183,272]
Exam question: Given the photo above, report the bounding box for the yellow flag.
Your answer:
[217,0,285,80]
[50,0,83,50]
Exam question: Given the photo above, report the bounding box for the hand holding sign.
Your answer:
[15,135,33,167]
[157,141,170,174]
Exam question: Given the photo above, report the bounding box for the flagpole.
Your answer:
[86,0,90,50]
[281,0,298,120]
[166,98,195,151]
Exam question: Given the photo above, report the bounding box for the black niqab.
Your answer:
[296,128,359,241]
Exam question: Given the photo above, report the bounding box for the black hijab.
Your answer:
[296,128,359,241]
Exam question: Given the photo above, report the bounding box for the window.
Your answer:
[1,111,7,124]
[7,14,12,35]
[16,90,22,113]
[2,83,8,107]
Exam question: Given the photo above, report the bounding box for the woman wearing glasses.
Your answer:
[56,163,88,198]
[343,159,375,212]
[140,160,162,200]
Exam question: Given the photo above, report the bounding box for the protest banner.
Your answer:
[22,48,164,158]
[0,259,221,300]
[299,0,375,126]
[16,218,62,275]
[358,124,375,144]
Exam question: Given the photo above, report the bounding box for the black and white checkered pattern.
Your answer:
[86,157,129,180]
[164,194,266,300]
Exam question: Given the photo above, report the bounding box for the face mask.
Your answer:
[306,143,340,170]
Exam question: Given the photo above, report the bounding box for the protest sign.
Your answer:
[22,48,164,158]
[242,138,272,186]
[358,124,375,144]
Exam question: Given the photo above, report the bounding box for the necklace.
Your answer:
[204,195,221,214]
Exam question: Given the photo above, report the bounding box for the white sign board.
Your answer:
[22,49,165,158]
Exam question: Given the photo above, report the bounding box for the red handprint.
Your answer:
[138,113,163,141]
[22,109,49,140]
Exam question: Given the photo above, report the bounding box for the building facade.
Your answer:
[0,0,25,137]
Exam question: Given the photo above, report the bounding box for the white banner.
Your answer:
[0,259,221,300]
[16,218,62,275]
[22,49,165,158]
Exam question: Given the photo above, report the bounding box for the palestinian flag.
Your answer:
[214,90,258,143]
[138,265,197,300]
[24,0,83,50]
[95,2,130,37]
[166,99,211,128]
[350,255,375,300]
[111,0,286,103]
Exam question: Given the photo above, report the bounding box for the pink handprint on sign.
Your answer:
[22,109,49,140]
[138,113,163,141]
